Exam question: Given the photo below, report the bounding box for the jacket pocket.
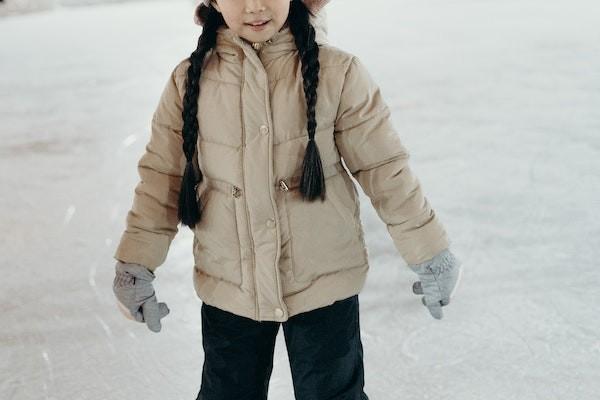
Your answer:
[282,170,368,283]
[193,179,243,287]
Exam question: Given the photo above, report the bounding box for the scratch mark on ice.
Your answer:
[401,327,423,361]
[122,134,137,148]
[94,314,116,355]
[62,205,75,226]
[41,350,55,398]
[88,261,101,299]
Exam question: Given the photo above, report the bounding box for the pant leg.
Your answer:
[282,294,369,400]
[196,302,280,400]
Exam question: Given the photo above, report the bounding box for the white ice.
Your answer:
[1,0,599,399]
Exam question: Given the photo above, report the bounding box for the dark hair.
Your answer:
[178,0,324,229]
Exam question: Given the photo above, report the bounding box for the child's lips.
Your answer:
[246,20,270,26]
[245,19,271,31]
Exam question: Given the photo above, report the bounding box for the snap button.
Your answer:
[232,186,242,198]
[259,125,269,135]
[266,218,275,228]
[274,307,283,317]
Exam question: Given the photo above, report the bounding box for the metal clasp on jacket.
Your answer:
[232,185,242,198]
[251,38,273,51]
[278,180,289,192]
[276,163,345,193]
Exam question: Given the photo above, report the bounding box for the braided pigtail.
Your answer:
[178,6,224,228]
[288,0,325,201]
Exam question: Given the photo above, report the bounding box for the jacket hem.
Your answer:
[192,262,370,322]
[283,262,369,320]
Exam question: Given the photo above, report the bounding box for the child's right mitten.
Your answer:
[112,261,170,333]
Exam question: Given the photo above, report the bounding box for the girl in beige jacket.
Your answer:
[113,1,462,398]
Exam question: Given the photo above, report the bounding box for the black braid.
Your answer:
[178,6,224,228]
[289,0,326,202]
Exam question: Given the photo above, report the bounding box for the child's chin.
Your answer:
[240,24,277,39]
[242,31,272,42]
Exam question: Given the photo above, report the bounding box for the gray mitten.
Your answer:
[112,261,170,332]
[408,248,462,320]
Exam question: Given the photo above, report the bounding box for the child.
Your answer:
[112,0,462,398]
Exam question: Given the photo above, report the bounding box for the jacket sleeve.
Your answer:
[333,56,450,266]
[113,65,186,271]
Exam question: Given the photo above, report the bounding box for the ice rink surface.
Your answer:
[1,0,599,398]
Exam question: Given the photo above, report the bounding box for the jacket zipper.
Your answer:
[231,185,244,286]
[278,179,294,282]
[239,61,260,321]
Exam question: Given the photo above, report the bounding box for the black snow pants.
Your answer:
[195,294,369,400]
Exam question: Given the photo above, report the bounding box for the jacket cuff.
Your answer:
[113,231,171,272]
[388,209,451,266]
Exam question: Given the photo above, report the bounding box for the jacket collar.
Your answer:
[213,9,328,65]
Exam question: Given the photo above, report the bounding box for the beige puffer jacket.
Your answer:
[114,9,450,322]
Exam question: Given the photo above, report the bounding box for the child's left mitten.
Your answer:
[408,248,462,320]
